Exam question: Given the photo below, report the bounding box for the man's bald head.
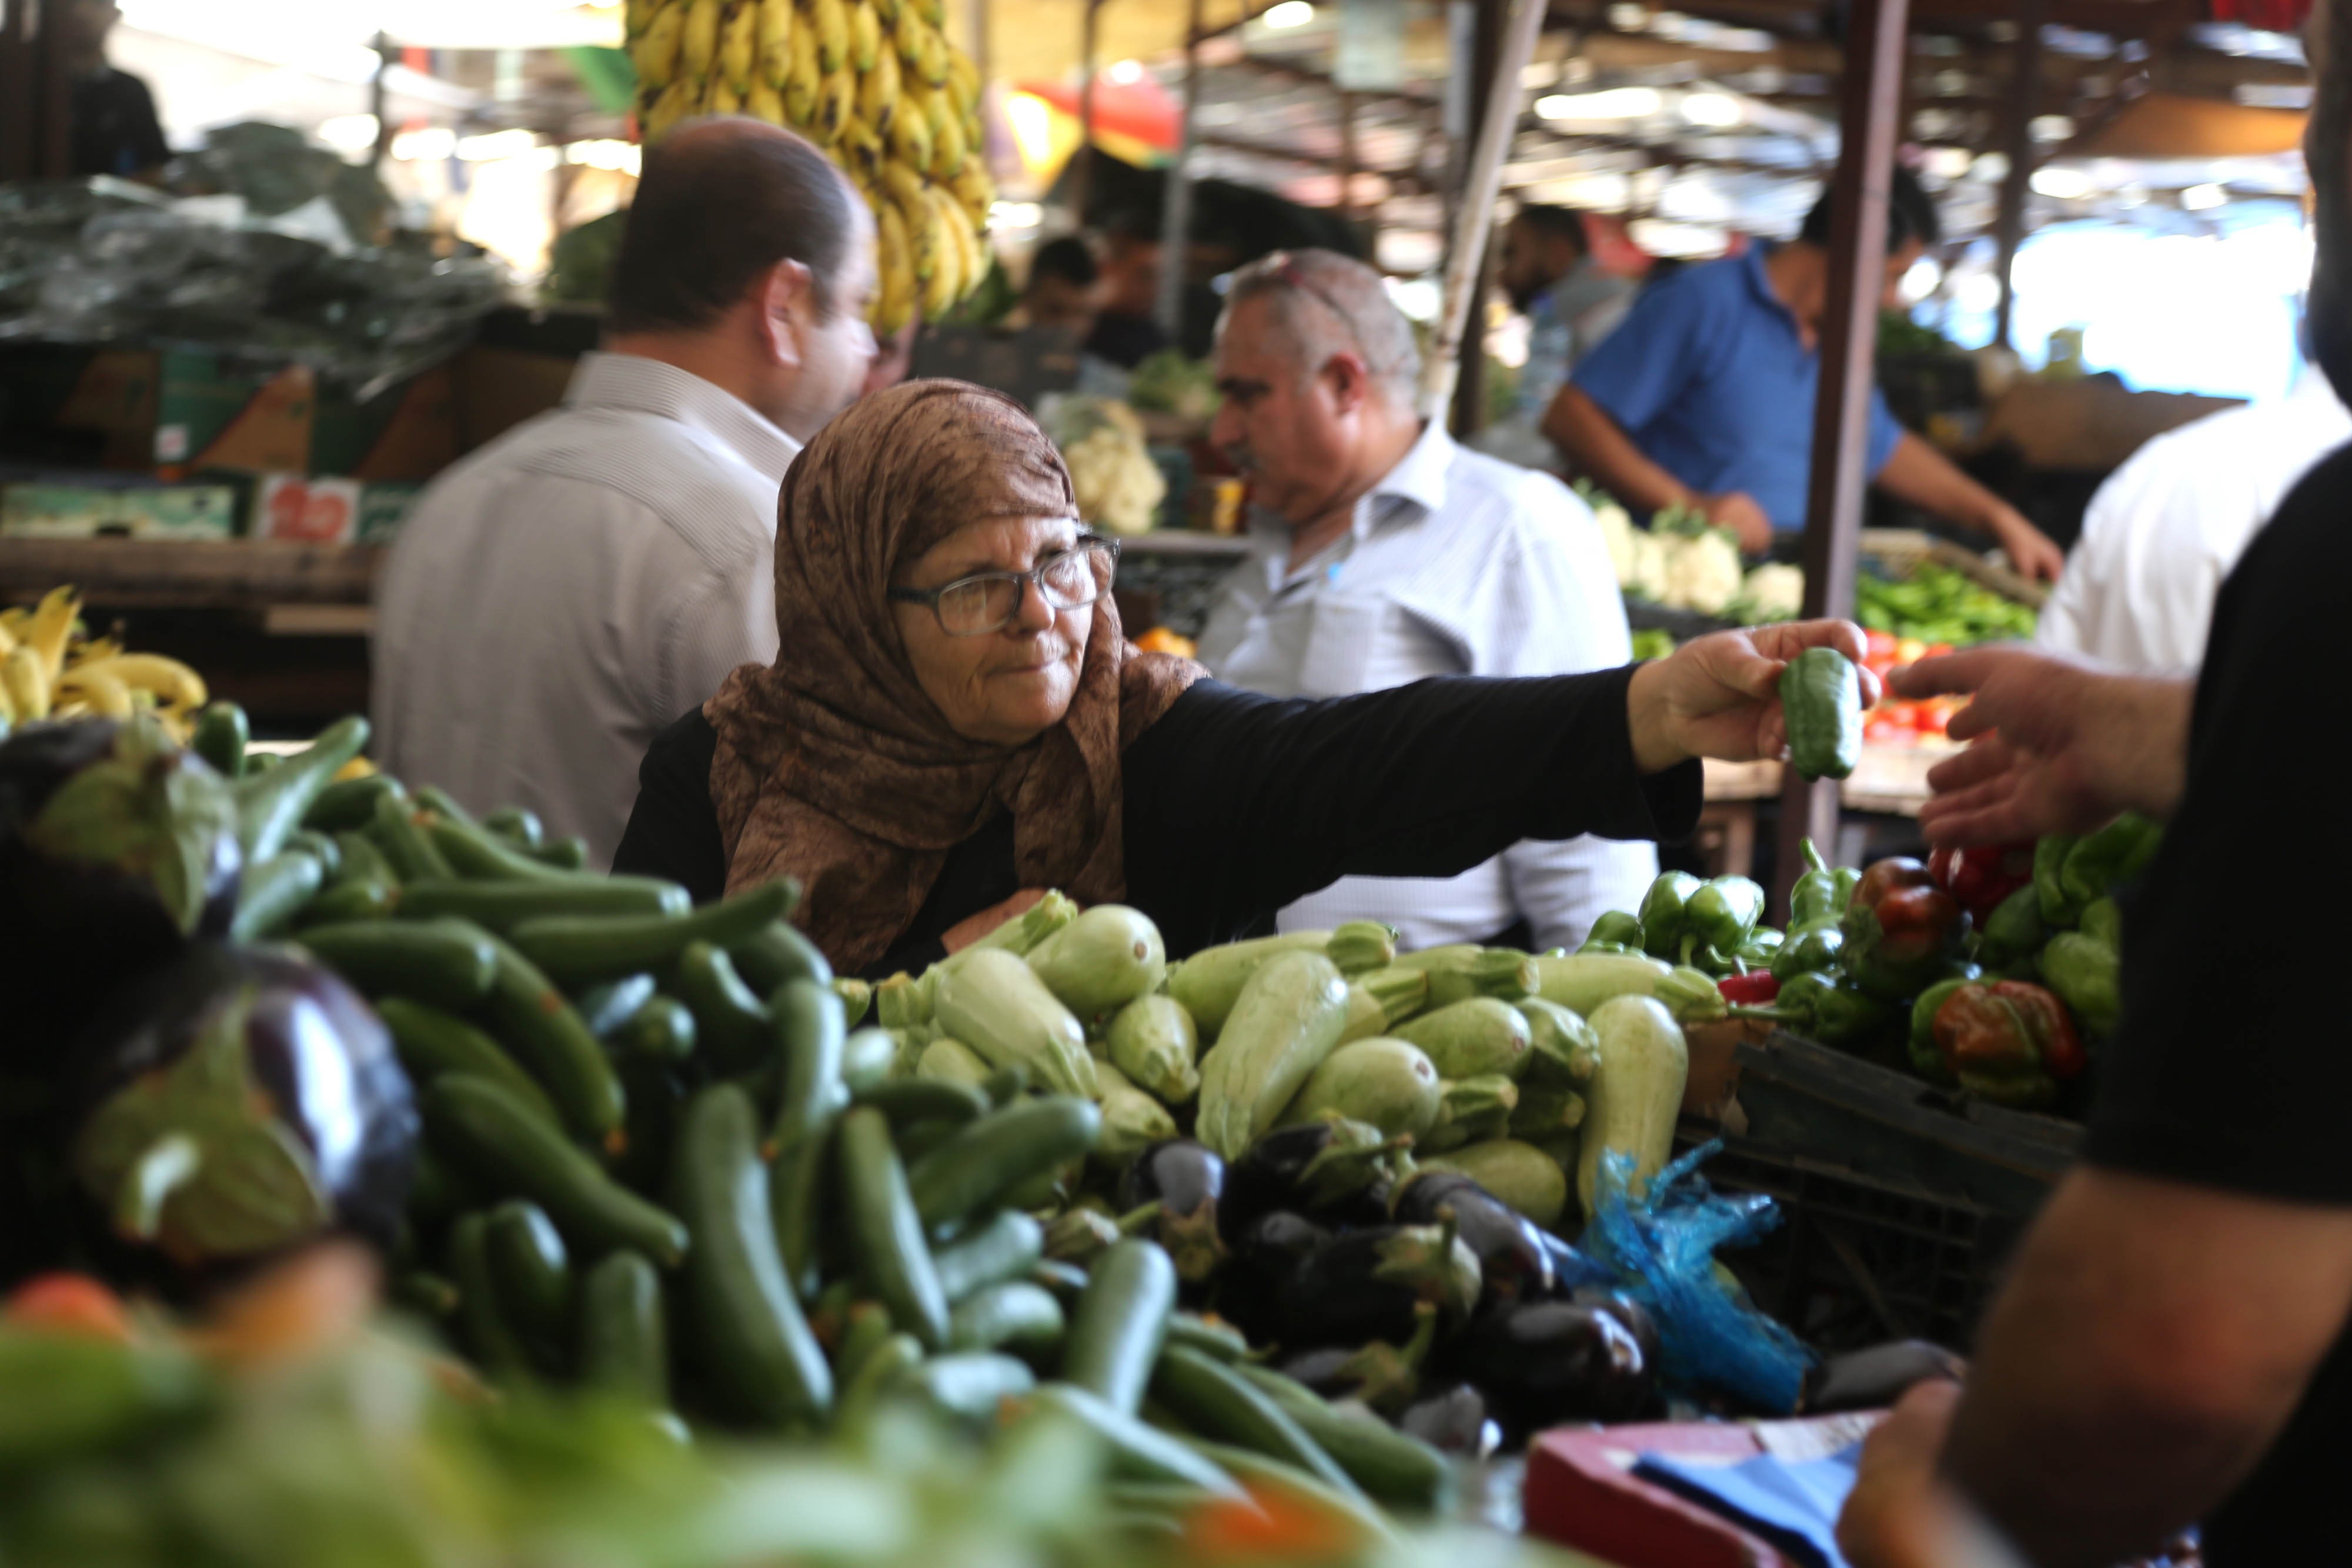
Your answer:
[609,118,859,333]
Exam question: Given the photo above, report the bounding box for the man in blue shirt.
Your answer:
[1546,171,2065,579]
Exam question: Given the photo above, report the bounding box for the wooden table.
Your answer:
[1699,744,1953,878]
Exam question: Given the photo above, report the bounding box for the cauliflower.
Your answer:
[1063,426,1167,537]
[1623,529,1671,603]
[1657,530,1744,614]
[1741,562,1806,621]
[1593,502,1641,589]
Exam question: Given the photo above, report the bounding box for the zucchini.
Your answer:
[1060,1238,1175,1415]
[228,848,324,941]
[1532,951,1678,1017]
[916,1036,994,1089]
[423,1074,689,1266]
[1412,949,1539,1009]
[377,997,560,1131]
[946,1280,1065,1353]
[1093,1061,1179,1167]
[302,773,403,833]
[1278,1037,1441,1140]
[1194,951,1350,1161]
[1150,1346,1361,1498]
[840,1025,898,1093]
[837,1106,950,1350]
[1229,1365,1455,1513]
[931,1209,1045,1302]
[234,716,368,862]
[1387,944,1482,972]
[574,974,659,1040]
[906,1095,1102,1237]
[1518,997,1601,1085]
[1575,995,1689,1219]
[1104,995,1200,1105]
[767,977,847,1156]
[577,1249,667,1405]
[478,930,626,1152]
[298,919,498,1010]
[667,1083,833,1424]
[834,976,872,1028]
[933,949,1097,1098]
[1393,998,1534,1081]
[1334,968,1431,1044]
[396,877,690,931]
[907,1352,1035,1422]
[667,941,773,1072]
[1428,1139,1569,1228]
[482,1199,572,1345]
[1168,931,1339,1036]
[1025,904,1166,1019]
[506,881,794,988]
[733,918,831,991]
[1031,1383,1247,1497]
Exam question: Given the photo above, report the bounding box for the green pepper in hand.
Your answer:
[1639,872,1703,960]
[1780,647,1863,781]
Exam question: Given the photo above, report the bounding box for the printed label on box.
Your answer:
[155,424,189,463]
[256,473,362,544]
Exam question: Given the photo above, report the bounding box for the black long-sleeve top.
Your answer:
[612,668,1700,979]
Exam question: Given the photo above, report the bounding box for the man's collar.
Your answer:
[566,351,801,487]
[1366,418,1455,523]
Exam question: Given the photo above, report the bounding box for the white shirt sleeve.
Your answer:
[657,539,781,725]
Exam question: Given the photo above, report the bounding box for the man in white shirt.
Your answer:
[375,119,877,865]
[2034,366,2350,673]
[1197,249,1657,953]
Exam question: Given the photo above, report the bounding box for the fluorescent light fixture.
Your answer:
[1105,58,1144,83]
[2029,165,2093,199]
[1535,86,1663,121]
[317,113,379,154]
[1262,1,1314,28]
[2181,182,2227,210]
[990,200,1044,229]
[392,126,457,161]
[566,139,642,173]
[1679,90,1741,126]
[456,128,537,162]
[2029,113,2076,142]
[1626,218,1725,257]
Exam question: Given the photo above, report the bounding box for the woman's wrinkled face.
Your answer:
[891,515,1096,747]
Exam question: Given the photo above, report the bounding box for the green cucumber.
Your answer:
[947,1280,1065,1353]
[284,830,340,880]
[190,701,249,780]
[834,1300,896,1384]
[907,1352,1035,1421]
[298,878,393,927]
[1150,1346,1361,1498]
[769,1119,836,1303]
[431,815,595,884]
[931,1210,1046,1302]
[577,1249,667,1406]
[1394,998,1534,1081]
[233,716,368,862]
[447,1211,534,1383]
[482,1199,572,1345]
[529,835,590,870]
[1060,1238,1175,1415]
[730,918,831,991]
[1163,1313,1252,1363]
[838,1106,949,1350]
[229,848,325,941]
[854,1076,990,1129]
[396,877,690,930]
[574,974,659,1039]
[767,977,847,1156]
[667,941,773,1072]
[478,930,627,1152]
[906,1095,1102,1236]
[838,1026,897,1093]
[368,791,455,881]
[1031,1383,1247,1497]
[507,882,796,988]
[837,1332,924,1426]
[329,829,396,890]
[298,919,498,1010]
[377,997,560,1129]
[302,773,403,833]
[1180,1438,1396,1543]
[616,994,698,1063]
[423,1075,687,1266]
[668,1083,832,1425]
[1230,1365,1455,1512]
[483,805,543,848]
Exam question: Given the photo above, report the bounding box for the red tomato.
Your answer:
[5,1273,133,1342]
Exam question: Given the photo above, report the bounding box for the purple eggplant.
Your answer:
[1120,1138,1226,1283]
[1391,1169,1555,1306]
[1444,1297,1656,1436]
[1219,1117,1406,1241]
[70,942,417,1267]
[1277,1300,1438,1415]
[1,718,240,1071]
[1212,1209,1329,1343]
[1274,1219,1482,1350]
[1399,1382,1504,1460]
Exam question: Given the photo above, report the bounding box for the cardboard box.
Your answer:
[312,365,460,480]
[0,345,313,477]
[0,471,242,539]
[250,473,426,544]
[451,344,577,453]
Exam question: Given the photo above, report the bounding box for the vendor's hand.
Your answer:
[1626,620,1880,773]
[1892,647,2191,847]
[1987,508,2065,584]
[943,888,1054,954]
[1697,490,1776,554]
[1838,1380,2023,1568]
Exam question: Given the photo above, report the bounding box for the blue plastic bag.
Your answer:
[1581,1140,1816,1413]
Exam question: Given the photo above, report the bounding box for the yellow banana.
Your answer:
[893,5,923,68]
[758,0,794,88]
[888,89,933,169]
[938,185,985,299]
[626,0,657,38]
[945,46,978,116]
[64,653,206,710]
[52,666,135,720]
[815,62,856,142]
[857,42,899,134]
[21,584,76,684]
[873,0,902,25]
[0,616,15,659]
[682,0,723,82]
[720,0,759,93]
[878,158,928,228]
[810,0,848,74]
[707,73,744,115]
[0,647,44,721]
[632,0,685,89]
[928,101,968,180]
[918,189,961,316]
[782,26,821,124]
[848,0,880,73]
[643,76,697,140]
[949,157,993,226]
[837,115,884,180]
[746,79,787,123]
[873,196,916,333]
[916,0,943,27]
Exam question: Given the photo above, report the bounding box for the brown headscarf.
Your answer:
[703,379,1204,971]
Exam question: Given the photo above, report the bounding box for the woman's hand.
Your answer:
[943,888,1054,954]
[1892,647,2191,847]
[1626,620,1879,773]
[1835,1380,2018,1568]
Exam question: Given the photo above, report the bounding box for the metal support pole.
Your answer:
[1338,88,1359,223]
[371,32,393,171]
[1155,0,1205,340]
[1772,0,1912,909]
[1424,0,1544,426]
[1,0,37,182]
[1073,0,1102,223]
[1992,0,2044,349]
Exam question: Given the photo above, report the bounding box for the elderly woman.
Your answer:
[614,380,1872,978]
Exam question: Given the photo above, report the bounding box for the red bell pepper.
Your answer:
[1843,857,1969,1000]
[1928,841,2037,924]
[1930,979,2085,1108]
[1718,971,1780,1007]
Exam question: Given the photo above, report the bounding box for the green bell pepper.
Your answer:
[1639,871,1703,959]
[1977,884,2046,970]
[2079,896,2123,950]
[1770,918,1845,982]
[2041,932,2120,1036]
[1832,866,1862,910]
[1585,910,1646,952]
[1906,977,1975,1085]
[1686,876,1766,958]
[2034,834,2083,928]
[2059,814,2162,909]
[1739,969,1895,1051]
[1790,839,1842,928]
[1734,925,1784,968]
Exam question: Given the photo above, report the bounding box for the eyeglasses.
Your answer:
[1247,250,1404,377]
[888,534,1121,636]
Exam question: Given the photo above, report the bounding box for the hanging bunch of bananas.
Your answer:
[0,586,211,740]
[627,0,997,333]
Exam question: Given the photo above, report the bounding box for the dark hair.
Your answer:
[1030,236,1100,289]
[1798,165,1943,253]
[1514,204,1591,255]
[607,122,855,334]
